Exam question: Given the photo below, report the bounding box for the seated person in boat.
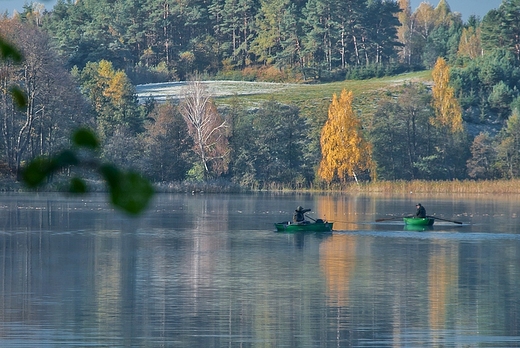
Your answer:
[415,203,426,218]
[293,206,311,224]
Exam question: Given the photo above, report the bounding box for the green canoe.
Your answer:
[403,217,435,226]
[275,220,333,232]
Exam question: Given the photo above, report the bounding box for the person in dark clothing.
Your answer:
[293,206,311,224]
[415,203,426,218]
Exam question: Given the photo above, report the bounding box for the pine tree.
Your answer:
[318,89,373,184]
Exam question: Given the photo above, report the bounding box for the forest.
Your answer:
[2,0,520,190]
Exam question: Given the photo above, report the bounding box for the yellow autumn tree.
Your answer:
[397,0,412,64]
[412,2,436,40]
[431,57,463,133]
[318,89,373,184]
[457,27,482,59]
[433,0,454,26]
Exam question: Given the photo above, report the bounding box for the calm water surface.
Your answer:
[1,192,519,347]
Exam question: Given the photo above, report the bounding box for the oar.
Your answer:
[427,216,463,224]
[304,214,316,222]
[375,216,412,222]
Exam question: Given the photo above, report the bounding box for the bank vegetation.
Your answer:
[4,1,520,195]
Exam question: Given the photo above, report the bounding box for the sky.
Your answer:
[409,0,503,20]
[0,0,506,20]
[0,0,56,14]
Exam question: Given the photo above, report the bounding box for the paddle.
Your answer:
[305,214,330,224]
[375,216,412,222]
[304,214,316,222]
[427,216,463,224]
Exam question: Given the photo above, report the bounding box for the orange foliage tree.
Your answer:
[431,57,463,133]
[318,89,373,184]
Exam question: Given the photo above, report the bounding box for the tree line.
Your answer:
[16,0,467,82]
[3,0,520,189]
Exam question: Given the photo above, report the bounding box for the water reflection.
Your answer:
[0,192,519,347]
[320,234,357,307]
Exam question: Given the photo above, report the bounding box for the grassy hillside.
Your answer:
[137,70,432,114]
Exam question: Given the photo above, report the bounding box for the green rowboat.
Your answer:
[403,217,435,226]
[275,220,333,232]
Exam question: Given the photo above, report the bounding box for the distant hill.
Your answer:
[136,71,502,139]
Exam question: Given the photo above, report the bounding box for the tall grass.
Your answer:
[13,178,520,195]
[345,180,520,194]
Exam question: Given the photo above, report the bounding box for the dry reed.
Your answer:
[346,180,520,194]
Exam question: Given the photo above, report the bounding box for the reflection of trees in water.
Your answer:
[184,196,230,295]
[320,234,357,307]
[315,195,373,231]
[428,241,458,332]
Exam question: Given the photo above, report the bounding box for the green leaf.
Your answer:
[99,163,121,186]
[69,177,88,193]
[0,38,22,63]
[9,86,27,108]
[22,157,57,188]
[54,149,79,167]
[101,167,154,215]
[72,128,100,150]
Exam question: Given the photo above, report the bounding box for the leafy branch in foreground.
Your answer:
[0,35,153,215]
[22,128,154,215]
[0,36,27,108]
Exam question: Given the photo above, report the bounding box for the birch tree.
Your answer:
[496,110,520,178]
[431,57,463,132]
[0,19,90,178]
[318,89,373,184]
[457,26,482,59]
[179,79,229,178]
[397,0,413,64]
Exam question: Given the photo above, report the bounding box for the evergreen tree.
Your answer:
[140,101,192,181]
[220,0,257,68]
[501,0,520,61]
[363,0,402,65]
[301,0,330,78]
[250,0,286,64]
[276,3,304,71]
[480,9,505,55]
[230,99,308,187]
[330,0,365,68]
[370,83,434,180]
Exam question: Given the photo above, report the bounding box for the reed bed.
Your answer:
[348,180,520,194]
[9,178,520,195]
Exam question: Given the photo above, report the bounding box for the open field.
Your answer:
[136,71,432,107]
[136,80,299,102]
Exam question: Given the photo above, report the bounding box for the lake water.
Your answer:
[1,192,519,347]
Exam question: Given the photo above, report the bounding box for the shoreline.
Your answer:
[4,178,520,195]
